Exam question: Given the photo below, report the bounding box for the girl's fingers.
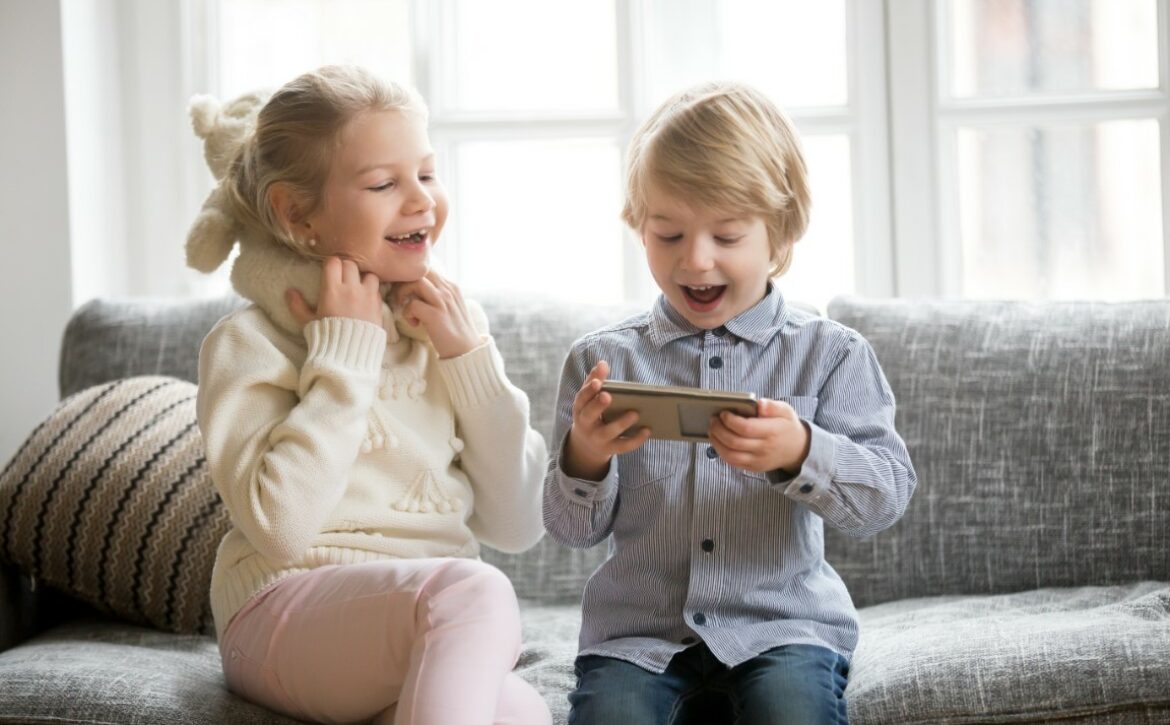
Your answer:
[285,288,315,326]
[340,257,362,285]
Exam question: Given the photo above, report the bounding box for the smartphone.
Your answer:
[599,380,759,442]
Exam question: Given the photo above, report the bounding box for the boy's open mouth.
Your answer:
[682,284,727,307]
[385,228,429,248]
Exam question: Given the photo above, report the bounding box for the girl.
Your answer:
[188,65,551,725]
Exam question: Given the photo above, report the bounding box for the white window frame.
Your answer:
[411,0,894,302]
[67,0,1168,303]
[887,0,1170,297]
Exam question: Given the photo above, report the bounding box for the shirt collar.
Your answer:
[646,281,789,348]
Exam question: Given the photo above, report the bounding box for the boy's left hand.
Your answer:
[392,269,480,359]
[708,398,810,476]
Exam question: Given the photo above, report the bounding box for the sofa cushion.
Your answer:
[0,604,581,725]
[827,297,1170,607]
[0,376,229,635]
[848,582,1170,724]
[0,619,301,725]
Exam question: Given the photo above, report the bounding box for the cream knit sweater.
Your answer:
[197,242,547,639]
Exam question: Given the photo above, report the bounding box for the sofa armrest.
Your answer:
[0,563,37,651]
[0,563,83,652]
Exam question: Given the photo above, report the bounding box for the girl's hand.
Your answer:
[391,269,480,358]
[562,361,652,480]
[708,398,811,476]
[287,256,383,328]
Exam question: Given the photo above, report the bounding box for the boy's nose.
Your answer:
[681,240,716,272]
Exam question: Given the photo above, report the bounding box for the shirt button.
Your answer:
[693,612,707,626]
[800,483,814,494]
[701,539,715,553]
[708,356,723,369]
[681,636,696,645]
[706,447,718,460]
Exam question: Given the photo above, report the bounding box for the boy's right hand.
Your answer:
[562,360,652,481]
[287,256,383,329]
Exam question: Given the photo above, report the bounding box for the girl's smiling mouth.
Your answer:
[385,227,430,248]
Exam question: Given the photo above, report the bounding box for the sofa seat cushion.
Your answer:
[0,619,301,725]
[849,582,1170,724]
[0,604,585,725]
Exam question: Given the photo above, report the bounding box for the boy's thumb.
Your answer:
[756,398,794,420]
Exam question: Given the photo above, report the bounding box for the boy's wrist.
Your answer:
[562,431,610,481]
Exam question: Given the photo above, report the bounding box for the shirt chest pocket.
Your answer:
[616,439,684,490]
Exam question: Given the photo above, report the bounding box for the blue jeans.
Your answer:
[568,643,850,725]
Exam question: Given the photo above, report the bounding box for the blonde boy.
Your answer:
[543,82,916,724]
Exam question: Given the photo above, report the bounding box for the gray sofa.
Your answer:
[2,293,1169,724]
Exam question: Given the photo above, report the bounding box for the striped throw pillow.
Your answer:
[0,376,229,635]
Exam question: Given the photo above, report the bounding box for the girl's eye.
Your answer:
[656,234,683,243]
[419,172,436,182]
[369,181,395,192]
[715,236,742,244]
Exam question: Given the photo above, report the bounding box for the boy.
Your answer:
[543,82,917,724]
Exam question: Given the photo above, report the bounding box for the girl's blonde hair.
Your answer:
[621,82,811,277]
[226,65,427,255]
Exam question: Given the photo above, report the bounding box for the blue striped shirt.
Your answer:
[542,284,917,674]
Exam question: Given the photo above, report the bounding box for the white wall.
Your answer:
[0,0,75,464]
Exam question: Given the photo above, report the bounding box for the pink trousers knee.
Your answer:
[219,558,552,725]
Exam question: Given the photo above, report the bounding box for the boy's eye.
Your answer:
[715,236,742,244]
[369,181,395,192]
[656,234,683,243]
[419,173,436,182]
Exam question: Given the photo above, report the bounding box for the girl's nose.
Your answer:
[403,180,436,215]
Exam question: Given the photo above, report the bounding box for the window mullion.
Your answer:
[887,0,943,297]
[618,0,647,301]
[849,0,894,298]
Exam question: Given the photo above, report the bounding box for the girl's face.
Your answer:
[305,109,447,283]
[641,183,774,330]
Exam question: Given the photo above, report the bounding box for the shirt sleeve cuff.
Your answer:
[774,422,837,501]
[554,432,617,506]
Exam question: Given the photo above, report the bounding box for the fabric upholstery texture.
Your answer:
[0,376,228,634]
[826,297,1170,608]
[2,292,1166,725]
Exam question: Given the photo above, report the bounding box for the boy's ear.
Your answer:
[268,182,308,232]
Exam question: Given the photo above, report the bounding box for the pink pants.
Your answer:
[219,558,552,725]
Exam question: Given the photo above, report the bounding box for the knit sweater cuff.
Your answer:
[437,337,508,409]
[303,317,386,374]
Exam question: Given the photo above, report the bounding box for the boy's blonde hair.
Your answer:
[621,82,811,277]
[226,65,427,255]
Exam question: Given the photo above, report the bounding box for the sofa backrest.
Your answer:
[828,297,1170,606]
[58,294,1170,610]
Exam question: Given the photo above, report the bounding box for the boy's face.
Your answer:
[306,109,448,283]
[641,184,774,330]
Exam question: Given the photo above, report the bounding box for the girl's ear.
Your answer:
[268,182,308,231]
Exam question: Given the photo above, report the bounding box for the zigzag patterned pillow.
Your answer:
[0,376,229,635]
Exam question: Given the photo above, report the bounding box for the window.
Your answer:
[68,1,1168,305]
[890,0,1166,299]
[198,0,888,312]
